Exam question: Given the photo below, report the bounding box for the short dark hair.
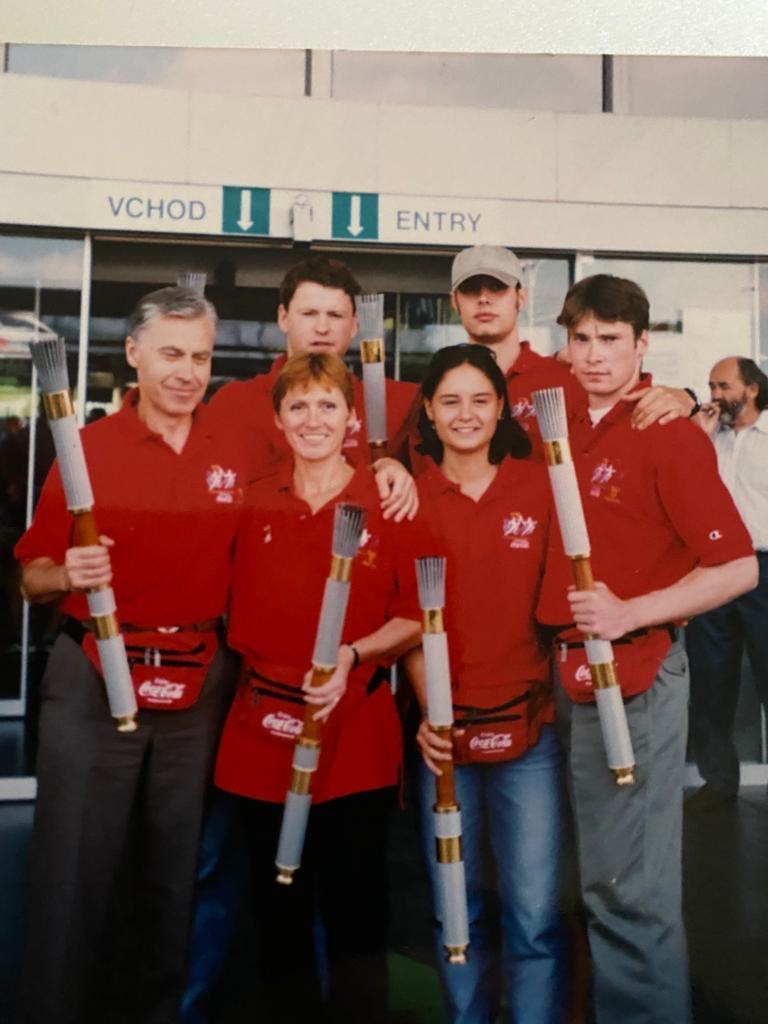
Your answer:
[278,256,361,312]
[737,357,768,412]
[416,345,531,465]
[557,274,649,339]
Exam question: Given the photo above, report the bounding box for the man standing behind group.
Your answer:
[537,274,756,1024]
[208,255,417,501]
[686,356,768,812]
[446,245,697,459]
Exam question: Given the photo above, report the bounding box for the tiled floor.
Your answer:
[2,788,767,1023]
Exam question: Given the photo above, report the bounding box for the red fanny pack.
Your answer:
[83,629,220,711]
[236,668,307,744]
[556,627,673,704]
[452,679,552,765]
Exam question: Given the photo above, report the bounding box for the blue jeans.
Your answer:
[417,725,567,1024]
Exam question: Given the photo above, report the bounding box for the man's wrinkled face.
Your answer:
[125,314,214,419]
[709,358,754,425]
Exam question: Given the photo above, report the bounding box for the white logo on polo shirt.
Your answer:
[591,460,617,485]
[206,464,239,504]
[502,512,538,549]
[510,397,536,421]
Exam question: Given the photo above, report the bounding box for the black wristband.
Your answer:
[683,387,701,417]
[348,644,360,671]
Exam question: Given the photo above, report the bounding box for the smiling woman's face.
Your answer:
[424,363,503,458]
[275,381,356,462]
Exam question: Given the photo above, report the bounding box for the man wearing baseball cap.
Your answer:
[450,245,697,459]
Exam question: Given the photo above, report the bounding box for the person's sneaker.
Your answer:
[684,784,738,814]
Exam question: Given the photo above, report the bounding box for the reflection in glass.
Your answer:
[619,56,768,120]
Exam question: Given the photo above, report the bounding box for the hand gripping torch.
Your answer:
[416,557,469,964]
[28,336,138,733]
[531,387,635,785]
[275,503,367,884]
[358,293,388,463]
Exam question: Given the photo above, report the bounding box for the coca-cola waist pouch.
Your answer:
[83,628,220,710]
[237,662,389,746]
[452,678,551,765]
[556,626,673,704]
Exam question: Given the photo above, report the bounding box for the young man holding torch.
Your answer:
[536,274,757,1024]
[15,287,246,1024]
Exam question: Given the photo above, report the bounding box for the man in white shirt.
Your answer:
[687,356,767,811]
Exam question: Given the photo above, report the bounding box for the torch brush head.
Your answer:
[531,387,568,442]
[358,293,384,343]
[28,336,69,393]
[332,503,367,558]
[415,556,446,610]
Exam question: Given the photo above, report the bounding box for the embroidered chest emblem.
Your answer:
[357,526,379,568]
[589,458,623,503]
[263,524,272,544]
[502,511,538,549]
[206,464,239,504]
[510,397,536,422]
[343,418,363,449]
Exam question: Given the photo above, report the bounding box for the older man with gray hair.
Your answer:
[687,356,767,812]
[15,287,245,1024]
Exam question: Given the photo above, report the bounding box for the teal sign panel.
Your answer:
[221,186,270,235]
[332,192,379,240]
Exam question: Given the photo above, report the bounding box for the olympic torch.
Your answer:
[531,387,635,785]
[275,503,367,884]
[416,557,469,965]
[28,335,138,733]
[358,293,387,463]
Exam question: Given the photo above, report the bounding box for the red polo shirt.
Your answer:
[417,456,552,709]
[207,355,418,476]
[14,394,246,624]
[505,342,585,462]
[537,382,754,625]
[215,460,425,804]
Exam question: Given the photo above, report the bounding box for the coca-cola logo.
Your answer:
[262,711,303,738]
[575,664,593,684]
[138,678,186,702]
[469,731,513,752]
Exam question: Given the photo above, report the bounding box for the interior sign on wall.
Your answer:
[380,196,484,241]
[221,186,270,235]
[93,181,220,233]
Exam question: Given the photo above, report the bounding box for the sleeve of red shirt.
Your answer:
[13,462,72,565]
[383,513,440,622]
[654,421,754,564]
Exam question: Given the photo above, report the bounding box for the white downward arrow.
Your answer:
[347,195,363,236]
[237,190,254,231]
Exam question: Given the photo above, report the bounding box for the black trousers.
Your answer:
[240,786,396,1024]
[18,634,237,1024]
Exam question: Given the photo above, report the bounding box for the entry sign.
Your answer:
[222,186,270,235]
[332,192,379,240]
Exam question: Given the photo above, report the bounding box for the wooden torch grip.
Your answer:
[301,666,334,744]
[71,510,100,548]
[571,555,595,592]
[433,726,458,810]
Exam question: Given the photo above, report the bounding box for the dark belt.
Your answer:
[551,624,677,651]
[246,663,389,702]
[62,615,223,645]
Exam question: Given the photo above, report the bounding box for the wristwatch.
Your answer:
[683,387,701,417]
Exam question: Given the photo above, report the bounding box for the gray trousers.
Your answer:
[555,641,692,1024]
[19,634,237,1024]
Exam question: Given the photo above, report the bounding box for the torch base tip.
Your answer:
[116,714,138,733]
[612,765,636,786]
[445,946,468,965]
[276,868,295,885]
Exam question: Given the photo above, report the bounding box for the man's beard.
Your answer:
[717,394,747,425]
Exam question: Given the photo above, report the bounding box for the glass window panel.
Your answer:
[581,257,757,401]
[6,45,306,98]
[0,234,83,742]
[621,56,768,120]
[331,52,602,113]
